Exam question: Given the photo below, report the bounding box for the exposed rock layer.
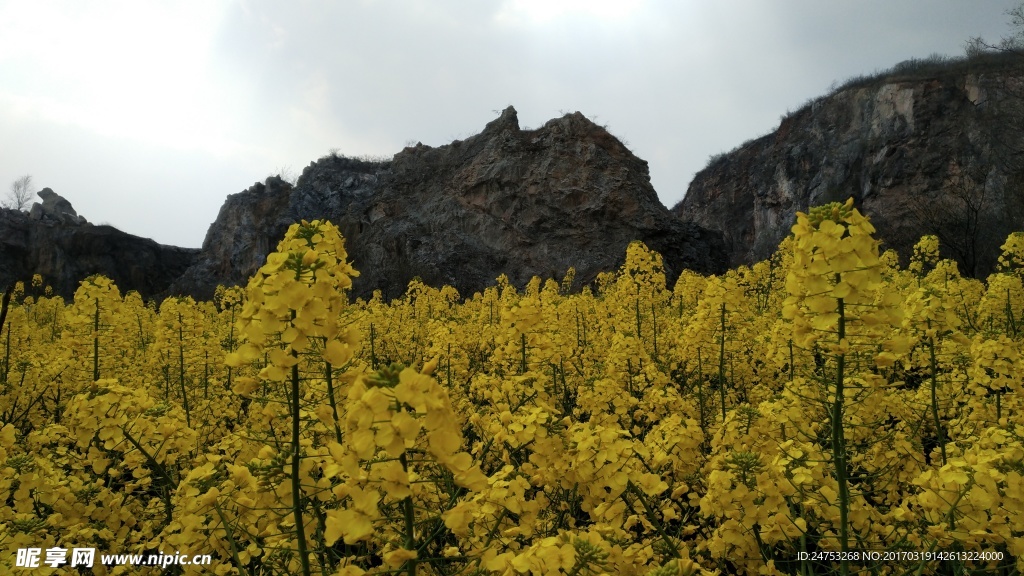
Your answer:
[172,106,727,300]
[674,58,1024,277]
[0,208,198,298]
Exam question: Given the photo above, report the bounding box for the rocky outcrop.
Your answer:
[172,106,727,300]
[674,55,1024,277]
[29,188,88,225]
[0,208,198,299]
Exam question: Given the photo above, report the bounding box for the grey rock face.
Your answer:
[0,208,198,299]
[30,188,88,225]
[172,106,727,300]
[674,59,1024,278]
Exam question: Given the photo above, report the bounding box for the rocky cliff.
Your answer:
[0,208,199,299]
[172,106,727,300]
[673,54,1024,277]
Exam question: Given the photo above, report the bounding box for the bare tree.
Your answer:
[907,72,1024,279]
[3,175,33,211]
[917,166,1001,278]
[966,2,1024,56]
[924,4,1024,276]
[270,166,297,186]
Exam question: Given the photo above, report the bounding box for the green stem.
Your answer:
[624,481,680,559]
[291,359,311,576]
[226,307,235,391]
[137,313,146,350]
[370,323,378,369]
[3,311,10,384]
[697,348,708,454]
[203,350,209,398]
[927,325,946,465]
[576,308,582,348]
[582,310,587,348]
[121,428,177,527]
[718,302,727,422]
[309,498,331,575]
[520,333,527,374]
[400,451,417,576]
[325,360,343,445]
[651,300,659,361]
[833,296,850,576]
[213,501,254,576]
[789,339,794,382]
[1006,287,1017,337]
[0,286,11,366]
[93,298,100,381]
[800,529,810,576]
[626,358,634,397]
[178,312,191,428]
[635,286,642,344]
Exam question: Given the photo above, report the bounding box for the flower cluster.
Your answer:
[0,208,1021,575]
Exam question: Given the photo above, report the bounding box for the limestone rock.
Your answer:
[171,106,727,300]
[30,188,87,225]
[0,208,198,299]
[673,55,1024,278]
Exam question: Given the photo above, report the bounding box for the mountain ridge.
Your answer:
[0,207,198,297]
[169,105,727,301]
[674,52,1024,277]
[6,53,1024,300]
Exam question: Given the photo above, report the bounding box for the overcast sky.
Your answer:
[0,1,1018,248]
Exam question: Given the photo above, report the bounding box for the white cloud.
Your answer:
[0,0,1019,247]
[0,0,237,154]
[495,0,648,26]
